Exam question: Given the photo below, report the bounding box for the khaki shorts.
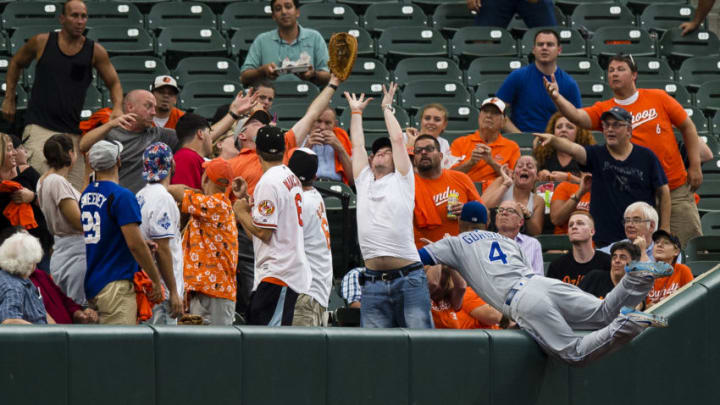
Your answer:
[89,280,137,325]
[292,293,328,327]
[669,183,702,248]
[23,124,87,191]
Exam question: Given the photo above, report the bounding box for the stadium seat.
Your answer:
[147,2,216,31]
[393,57,463,86]
[338,103,410,133]
[698,197,720,212]
[1,83,29,110]
[556,57,605,81]
[636,80,692,106]
[412,0,466,15]
[536,234,571,262]
[86,26,155,56]
[677,57,720,91]
[86,2,144,29]
[298,4,359,28]
[589,27,656,61]
[431,3,476,35]
[521,27,587,58]
[473,79,505,105]
[412,103,478,136]
[685,261,719,277]
[504,133,536,151]
[698,180,720,200]
[701,211,720,236]
[173,57,241,87]
[230,26,273,60]
[101,79,149,105]
[192,103,225,121]
[506,6,568,38]
[683,106,710,136]
[575,80,614,107]
[401,80,471,111]
[109,55,170,85]
[632,56,675,81]
[0,31,7,55]
[178,80,242,111]
[363,3,428,34]
[451,27,517,66]
[270,102,307,130]
[694,80,720,112]
[639,3,699,34]
[330,79,400,110]
[570,4,636,32]
[9,25,60,56]
[336,0,399,9]
[350,57,390,82]
[1,2,60,31]
[81,86,104,120]
[377,27,447,68]
[684,235,720,261]
[620,0,688,15]
[314,26,375,57]
[659,28,720,69]
[272,81,320,104]
[156,27,228,68]
[465,57,526,86]
[220,2,274,33]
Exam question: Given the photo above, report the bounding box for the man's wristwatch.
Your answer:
[328,83,338,91]
[229,111,241,120]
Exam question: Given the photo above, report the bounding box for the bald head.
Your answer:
[123,90,156,130]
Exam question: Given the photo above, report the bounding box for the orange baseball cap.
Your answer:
[202,158,233,187]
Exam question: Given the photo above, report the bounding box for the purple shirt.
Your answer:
[515,233,544,276]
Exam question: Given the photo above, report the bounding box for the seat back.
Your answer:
[575,80,614,106]
[640,3,699,34]
[220,2,273,32]
[589,26,656,58]
[431,3,476,35]
[350,57,391,82]
[298,4,359,28]
[636,80,692,106]
[393,57,463,85]
[363,3,428,34]
[685,236,720,261]
[110,55,170,85]
[677,56,720,90]
[147,2,217,31]
[87,2,145,28]
[451,27,517,65]
[401,80,471,111]
[570,4,636,31]
[178,80,242,110]
[2,2,59,31]
[633,56,675,81]
[314,25,375,57]
[556,56,605,81]
[273,81,320,104]
[659,28,720,69]
[173,57,241,86]
[86,26,155,56]
[694,80,720,112]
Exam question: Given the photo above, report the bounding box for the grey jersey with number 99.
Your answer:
[424,230,535,312]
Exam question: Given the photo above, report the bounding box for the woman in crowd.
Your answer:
[406,103,451,154]
[212,130,240,160]
[534,112,595,183]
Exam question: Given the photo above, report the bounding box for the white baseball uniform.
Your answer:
[300,188,333,308]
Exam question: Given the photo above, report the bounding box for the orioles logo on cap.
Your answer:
[163,77,172,83]
[258,200,275,216]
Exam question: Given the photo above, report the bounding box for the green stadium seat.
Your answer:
[363,3,428,34]
[314,25,375,57]
[697,179,720,200]
[536,234,571,262]
[81,86,104,119]
[465,57,525,87]
[685,260,719,277]
[378,27,447,68]
[473,79,505,105]
[701,211,720,236]
[412,0,465,15]
[393,57,463,86]
[298,4,360,28]
[220,2,274,33]
[659,28,720,70]
[712,113,720,136]
[677,57,720,91]
[270,102,307,130]
[9,25,60,56]
[521,27,587,58]
[178,80,242,111]
[504,132,535,151]
[401,80,471,111]
[412,103,478,136]
[633,56,675,81]
[570,4,636,32]
[338,103,410,133]
[695,80,720,112]
[114,0,166,14]
[576,79,614,107]
[698,197,720,212]
[173,57,241,87]
[451,27,517,66]
[192,103,224,121]
[101,79,151,105]
[555,0,614,15]
[589,27,657,60]
[86,26,155,56]
[620,0,688,14]
[431,3,476,35]
[147,2,216,31]
[555,56,605,81]
[156,27,228,68]
[330,79,400,110]
[0,31,7,55]
[683,106,710,135]
[636,79,692,106]
[230,26,272,60]
[640,4,699,34]
[336,0,399,10]
[1,83,28,110]
[685,235,720,261]
[273,81,319,104]
[2,2,59,31]
[110,56,170,84]
[350,57,390,81]
[86,2,144,29]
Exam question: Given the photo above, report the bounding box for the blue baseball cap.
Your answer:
[460,201,488,224]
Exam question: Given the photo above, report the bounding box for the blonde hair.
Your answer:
[534,112,595,169]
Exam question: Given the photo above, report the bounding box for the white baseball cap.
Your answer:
[480,97,506,113]
[152,75,179,93]
[88,140,124,171]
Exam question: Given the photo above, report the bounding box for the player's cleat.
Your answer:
[620,306,668,328]
[625,260,673,279]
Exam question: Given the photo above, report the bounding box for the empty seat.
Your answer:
[570,4,635,32]
[632,56,675,81]
[694,80,720,112]
[639,3,699,34]
[1,83,29,110]
[0,31,7,55]
[431,3,476,35]
[178,80,242,110]
[556,57,605,81]
[589,27,656,60]
[684,235,720,261]
[192,103,225,121]
[338,103,410,133]
[700,211,720,236]
[102,79,150,105]
[231,26,273,60]
[393,57,463,85]
[685,261,719,277]
[401,80,471,111]
[87,2,144,28]
[683,106,710,135]
[377,27,447,68]
[147,2,216,31]
[271,102,308,130]
[81,86,104,120]
[273,81,320,104]
[349,57,390,82]
[504,132,536,150]
[659,28,720,69]
[86,26,155,56]
[298,4,359,28]
[575,80,613,106]
[414,103,478,136]
[220,2,274,33]
[697,179,720,199]
[173,57,241,86]
[465,56,526,86]
[363,3,428,34]
[313,26,375,57]
[536,234,571,262]
[156,27,228,68]
[110,56,170,85]
[677,57,720,91]
[2,2,59,31]
[9,25,60,56]
[451,27,517,66]
[520,27,587,58]
[636,80,692,106]
[330,79,399,110]
[473,79,505,106]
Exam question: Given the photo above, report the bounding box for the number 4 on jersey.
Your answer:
[488,241,507,264]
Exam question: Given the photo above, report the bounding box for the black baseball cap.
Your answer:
[371,137,392,155]
[652,230,681,249]
[288,147,318,182]
[600,106,633,124]
[255,125,285,154]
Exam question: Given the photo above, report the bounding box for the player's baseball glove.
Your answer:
[178,314,204,325]
[328,32,357,81]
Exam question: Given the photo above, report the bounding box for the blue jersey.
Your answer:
[80,181,142,299]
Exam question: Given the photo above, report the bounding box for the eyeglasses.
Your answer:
[601,121,630,130]
[497,207,520,216]
[622,217,650,225]
[616,53,636,70]
[413,145,436,155]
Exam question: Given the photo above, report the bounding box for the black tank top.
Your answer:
[25,32,94,134]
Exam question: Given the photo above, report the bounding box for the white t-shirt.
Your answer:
[37,173,82,236]
[251,165,311,294]
[153,116,170,128]
[355,166,420,262]
[438,136,450,154]
[300,188,333,307]
[136,183,184,296]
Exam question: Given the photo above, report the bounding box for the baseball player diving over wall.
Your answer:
[418,202,673,366]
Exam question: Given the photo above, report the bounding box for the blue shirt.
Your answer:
[0,270,47,324]
[241,25,329,73]
[312,143,342,181]
[583,144,668,245]
[80,181,142,299]
[496,64,582,133]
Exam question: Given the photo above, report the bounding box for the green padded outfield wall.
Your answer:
[1,266,718,405]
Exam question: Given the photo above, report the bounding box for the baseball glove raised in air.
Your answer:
[328,32,358,81]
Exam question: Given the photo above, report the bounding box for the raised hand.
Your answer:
[542,73,560,101]
[344,92,373,112]
[111,113,137,131]
[231,176,248,200]
[532,132,554,147]
[381,82,398,108]
[231,88,259,116]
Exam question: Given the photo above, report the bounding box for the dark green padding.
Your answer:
[693,268,720,398]
[67,325,155,405]
[0,325,68,405]
[152,325,242,405]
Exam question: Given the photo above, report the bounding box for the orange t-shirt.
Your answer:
[331,127,353,184]
[583,89,688,190]
[550,181,591,234]
[432,287,499,329]
[449,131,520,192]
[227,130,298,196]
[646,263,693,307]
[78,107,185,134]
[413,169,482,248]
[181,190,239,301]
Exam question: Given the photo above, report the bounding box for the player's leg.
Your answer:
[360,271,396,328]
[473,0,518,29]
[397,268,433,329]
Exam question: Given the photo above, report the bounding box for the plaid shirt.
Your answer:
[340,267,364,304]
[0,270,47,324]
